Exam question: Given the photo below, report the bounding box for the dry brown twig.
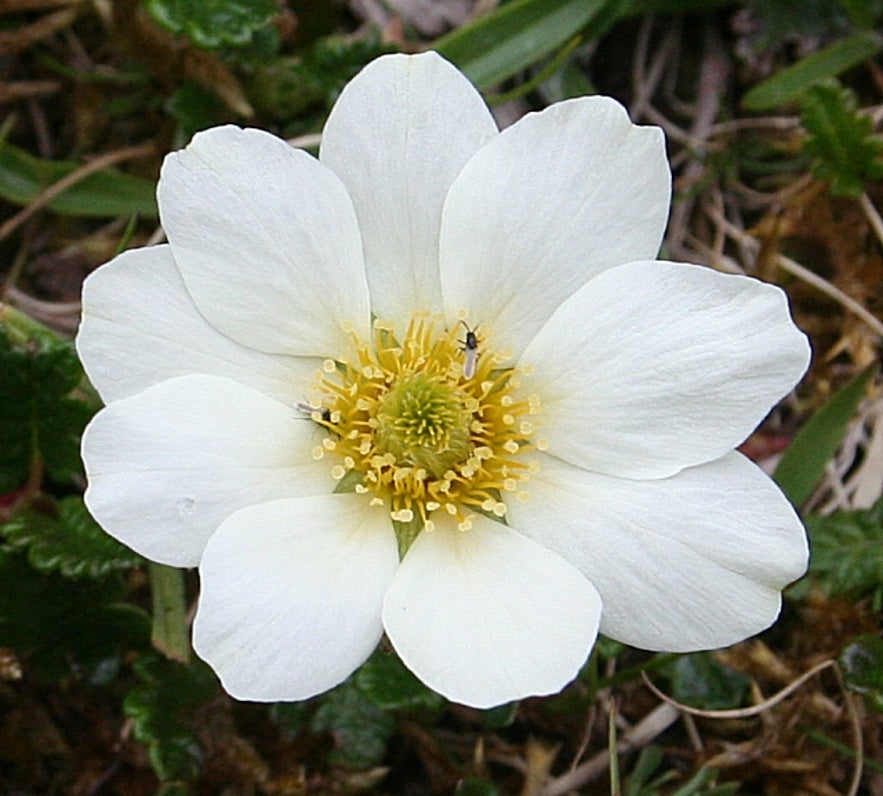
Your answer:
[812,392,883,513]
[705,202,883,338]
[0,5,79,55]
[642,661,865,796]
[541,702,680,795]
[4,287,80,332]
[0,81,60,103]
[859,193,883,250]
[643,660,836,719]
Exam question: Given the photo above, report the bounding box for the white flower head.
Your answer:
[78,52,811,709]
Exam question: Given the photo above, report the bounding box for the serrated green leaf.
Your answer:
[2,496,143,578]
[0,551,150,682]
[249,34,392,122]
[0,140,157,218]
[800,79,883,197]
[124,652,218,782]
[355,650,444,712]
[805,495,883,596]
[311,682,395,769]
[0,318,95,491]
[434,0,619,90]
[665,653,750,710]
[146,0,277,49]
[774,364,877,506]
[742,30,883,111]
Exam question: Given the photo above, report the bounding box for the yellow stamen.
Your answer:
[307,314,541,555]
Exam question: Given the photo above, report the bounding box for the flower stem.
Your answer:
[149,562,191,663]
[608,699,621,795]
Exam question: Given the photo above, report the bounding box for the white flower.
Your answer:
[78,52,811,709]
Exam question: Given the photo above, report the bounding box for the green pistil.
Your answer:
[374,372,472,478]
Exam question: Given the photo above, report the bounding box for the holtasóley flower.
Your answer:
[78,52,811,709]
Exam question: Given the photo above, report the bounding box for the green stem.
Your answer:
[113,214,139,256]
[608,700,620,796]
[149,562,191,663]
[0,302,54,344]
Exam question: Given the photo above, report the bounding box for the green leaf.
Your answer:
[623,746,666,793]
[774,364,877,506]
[742,30,883,111]
[146,0,277,49]
[2,496,143,578]
[434,0,619,90]
[665,653,750,710]
[355,650,444,712]
[800,79,883,197]
[0,315,96,491]
[839,635,883,712]
[0,140,157,218]
[805,495,883,597]
[311,681,395,769]
[124,652,219,782]
[0,551,150,682]
[671,767,740,796]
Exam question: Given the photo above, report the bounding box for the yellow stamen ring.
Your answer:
[310,313,541,549]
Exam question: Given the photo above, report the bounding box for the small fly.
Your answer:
[295,401,332,424]
[459,321,480,379]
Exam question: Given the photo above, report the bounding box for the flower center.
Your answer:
[374,372,472,478]
[307,313,543,556]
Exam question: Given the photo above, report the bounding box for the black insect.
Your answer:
[459,321,480,379]
[295,402,332,424]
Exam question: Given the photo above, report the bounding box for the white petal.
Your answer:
[158,125,370,356]
[192,494,398,701]
[320,52,498,325]
[521,260,811,479]
[76,245,317,405]
[82,375,331,567]
[507,451,808,651]
[440,96,670,359]
[382,514,601,708]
